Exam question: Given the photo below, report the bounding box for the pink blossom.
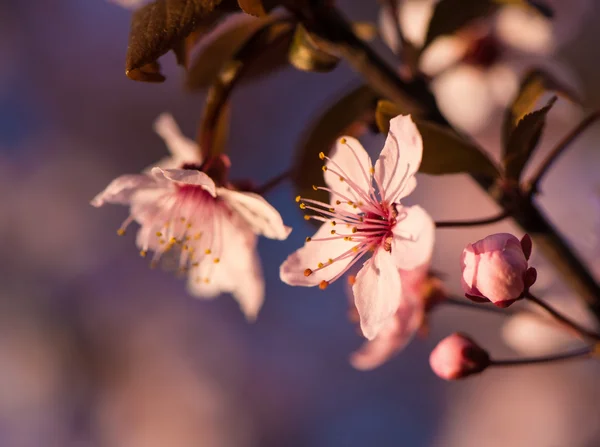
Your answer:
[429,333,490,380]
[461,233,536,307]
[280,115,435,340]
[350,266,446,370]
[92,113,291,319]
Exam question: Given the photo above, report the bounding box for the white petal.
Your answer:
[398,0,436,47]
[151,167,216,196]
[391,205,435,271]
[153,113,202,165]
[378,5,400,53]
[353,248,402,340]
[280,223,359,287]
[374,115,423,203]
[217,188,291,240]
[90,174,158,207]
[323,136,373,206]
[420,35,468,77]
[495,6,554,54]
[187,210,264,320]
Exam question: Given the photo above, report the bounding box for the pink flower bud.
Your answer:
[461,233,536,307]
[429,333,490,380]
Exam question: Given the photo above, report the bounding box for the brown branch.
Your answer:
[435,209,510,228]
[490,345,593,367]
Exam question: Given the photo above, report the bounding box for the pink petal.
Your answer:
[90,174,158,207]
[153,113,202,166]
[323,136,373,207]
[374,115,423,203]
[187,210,264,320]
[217,188,291,240]
[353,248,402,340]
[280,223,358,287]
[150,167,216,196]
[391,205,435,270]
[350,297,421,370]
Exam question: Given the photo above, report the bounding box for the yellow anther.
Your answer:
[169,237,177,244]
[187,223,192,229]
[156,232,163,237]
[369,167,375,174]
[339,177,344,182]
[305,237,312,242]
[139,250,147,258]
[312,185,318,191]
[194,233,202,240]
[329,208,335,212]
[304,215,311,221]
[328,258,333,264]
[318,262,324,268]
[117,229,126,236]
[205,249,212,255]
[359,217,364,222]
[322,166,328,172]
[192,262,199,267]
[295,195,301,202]
[352,227,358,233]
[319,152,325,160]
[331,230,336,235]
[336,200,341,205]
[183,245,189,251]
[159,239,166,245]
[347,201,353,205]
[348,275,356,285]
[340,137,347,144]
[204,278,210,284]
[214,258,220,264]
[319,280,329,290]
[180,217,186,222]
[299,203,307,210]
[352,246,359,252]
[331,221,336,226]
[304,268,313,277]
[358,202,364,206]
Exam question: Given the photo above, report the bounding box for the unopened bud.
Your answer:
[429,333,490,380]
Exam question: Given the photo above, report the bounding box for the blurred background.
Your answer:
[1,1,600,446]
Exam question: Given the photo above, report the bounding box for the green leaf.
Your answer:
[424,0,497,50]
[502,68,579,147]
[288,24,340,73]
[504,96,557,180]
[415,121,501,178]
[186,16,292,89]
[294,85,378,205]
[126,0,228,82]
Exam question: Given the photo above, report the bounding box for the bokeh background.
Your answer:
[1,1,600,446]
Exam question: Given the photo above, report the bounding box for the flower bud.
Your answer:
[429,333,490,380]
[461,233,536,307]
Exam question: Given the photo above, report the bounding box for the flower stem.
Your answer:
[444,296,514,316]
[490,345,594,367]
[435,209,510,228]
[526,293,600,341]
[527,110,600,196]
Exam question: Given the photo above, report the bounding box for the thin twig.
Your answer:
[435,209,510,228]
[443,296,514,316]
[528,110,600,195]
[491,345,593,367]
[256,168,294,195]
[527,293,600,341]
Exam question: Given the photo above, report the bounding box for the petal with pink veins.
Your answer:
[217,188,291,240]
[391,205,435,270]
[151,167,216,196]
[90,174,159,207]
[375,115,423,203]
[353,248,402,340]
[280,222,360,287]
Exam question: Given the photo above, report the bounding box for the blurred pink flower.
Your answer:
[380,0,588,133]
[350,266,446,370]
[107,0,151,9]
[461,233,535,307]
[280,115,435,340]
[429,332,490,380]
[92,113,291,319]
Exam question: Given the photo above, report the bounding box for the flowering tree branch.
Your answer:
[435,209,510,228]
[282,0,600,324]
[490,345,594,367]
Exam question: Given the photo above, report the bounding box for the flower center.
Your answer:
[463,33,502,68]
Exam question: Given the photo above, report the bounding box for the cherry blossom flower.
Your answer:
[92,113,291,320]
[380,0,589,133]
[350,266,446,370]
[280,115,435,340]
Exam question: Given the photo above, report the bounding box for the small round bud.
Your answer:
[429,333,490,380]
[461,233,534,307]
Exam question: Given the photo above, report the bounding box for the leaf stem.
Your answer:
[490,345,593,367]
[526,292,600,341]
[435,209,510,228]
[527,110,600,195]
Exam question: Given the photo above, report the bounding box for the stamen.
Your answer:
[319,280,329,290]
[304,269,313,277]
